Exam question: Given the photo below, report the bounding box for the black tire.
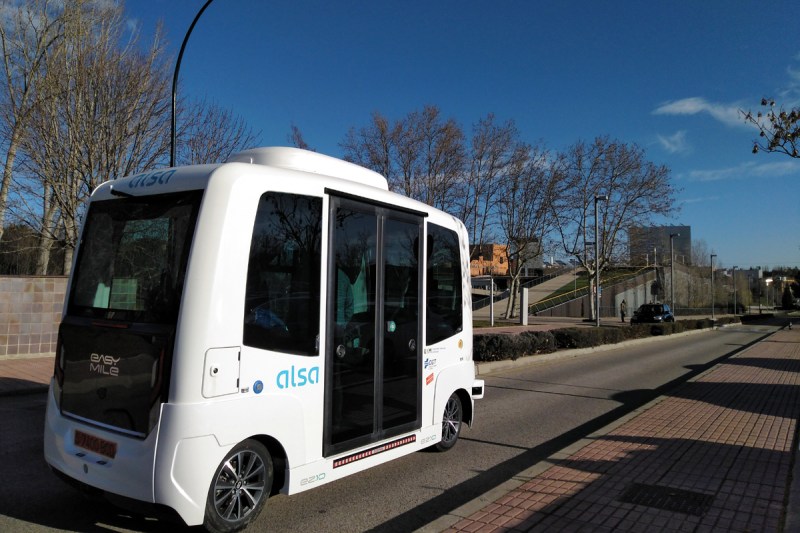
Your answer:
[204,439,272,533]
[435,393,463,452]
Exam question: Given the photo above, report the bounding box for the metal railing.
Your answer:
[527,266,651,315]
[472,289,511,311]
[528,286,589,314]
[471,267,573,311]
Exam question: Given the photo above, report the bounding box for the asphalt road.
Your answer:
[0,323,777,532]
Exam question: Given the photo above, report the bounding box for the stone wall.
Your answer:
[0,276,67,359]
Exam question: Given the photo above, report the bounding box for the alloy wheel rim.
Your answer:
[213,450,267,522]
[442,397,461,443]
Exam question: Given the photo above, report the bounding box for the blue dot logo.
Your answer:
[253,380,264,394]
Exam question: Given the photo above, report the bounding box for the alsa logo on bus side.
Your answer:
[89,353,120,377]
[276,366,320,389]
[127,169,176,189]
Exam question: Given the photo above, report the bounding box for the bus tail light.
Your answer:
[53,336,65,407]
[148,346,167,430]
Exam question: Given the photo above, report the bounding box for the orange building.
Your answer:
[469,244,509,277]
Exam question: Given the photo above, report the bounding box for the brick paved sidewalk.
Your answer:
[0,355,52,396]
[440,326,800,532]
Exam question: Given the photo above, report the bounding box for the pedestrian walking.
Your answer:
[620,299,627,322]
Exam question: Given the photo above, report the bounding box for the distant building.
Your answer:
[629,225,691,266]
[469,244,508,276]
[469,242,545,277]
[518,241,544,276]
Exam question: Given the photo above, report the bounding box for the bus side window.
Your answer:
[426,224,463,345]
[243,192,322,356]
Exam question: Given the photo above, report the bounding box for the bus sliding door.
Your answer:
[324,195,423,457]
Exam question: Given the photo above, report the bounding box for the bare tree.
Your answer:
[0,0,65,244]
[391,111,422,197]
[456,114,524,254]
[341,111,394,184]
[288,123,313,151]
[497,143,560,318]
[551,137,678,320]
[742,98,799,158]
[412,105,465,212]
[691,238,711,267]
[178,98,260,165]
[1,1,265,275]
[341,106,465,211]
[14,0,173,273]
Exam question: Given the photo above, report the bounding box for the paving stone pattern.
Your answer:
[445,327,800,532]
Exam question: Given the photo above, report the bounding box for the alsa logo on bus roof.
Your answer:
[276,365,319,389]
[126,169,177,189]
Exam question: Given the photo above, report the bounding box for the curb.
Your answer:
[0,383,50,398]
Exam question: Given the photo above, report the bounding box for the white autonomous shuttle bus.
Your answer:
[44,147,484,532]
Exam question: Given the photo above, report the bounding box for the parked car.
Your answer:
[630,303,675,324]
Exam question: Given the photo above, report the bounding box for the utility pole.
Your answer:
[594,195,608,327]
[711,253,717,321]
[670,233,679,315]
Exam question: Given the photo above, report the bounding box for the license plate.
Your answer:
[74,430,118,459]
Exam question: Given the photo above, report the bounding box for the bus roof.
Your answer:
[227,147,388,190]
[95,147,389,200]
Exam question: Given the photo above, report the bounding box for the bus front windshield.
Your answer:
[70,190,203,323]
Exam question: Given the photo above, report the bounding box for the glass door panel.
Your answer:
[381,218,420,432]
[325,196,422,456]
[329,206,377,446]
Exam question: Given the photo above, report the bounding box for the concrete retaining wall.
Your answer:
[0,276,66,359]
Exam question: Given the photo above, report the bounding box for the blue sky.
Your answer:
[127,0,800,270]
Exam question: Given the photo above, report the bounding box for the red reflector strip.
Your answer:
[74,430,118,459]
[333,435,416,469]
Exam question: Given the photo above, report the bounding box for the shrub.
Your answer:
[692,319,714,329]
[519,331,556,355]
[473,315,734,363]
[473,331,556,362]
[627,324,652,340]
[473,333,516,362]
[553,328,603,349]
[650,324,668,335]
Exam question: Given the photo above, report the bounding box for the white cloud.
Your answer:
[656,130,690,154]
[686,160,800,182]
[782,64,800,106]
[653,97,744,128]
[681,195,719,205]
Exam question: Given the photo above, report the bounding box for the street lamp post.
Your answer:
[710,253,717,321]
[594,195,608,327]
[171,0,216,167]
[732,266,738,316]
[670,233,679,316]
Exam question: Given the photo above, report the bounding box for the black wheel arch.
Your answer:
[454,388,473,427]
[249,434,288,496]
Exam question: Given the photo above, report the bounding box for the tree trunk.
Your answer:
[62,246,74,276]
[505,277,518,319]
[0,127,22,243]
[35,236,53,275]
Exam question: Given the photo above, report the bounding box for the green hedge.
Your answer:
[473,330,556,361]
[473,317,737,363]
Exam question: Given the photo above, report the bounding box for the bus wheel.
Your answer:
[435,393,463,452]
[204,439,273,533]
